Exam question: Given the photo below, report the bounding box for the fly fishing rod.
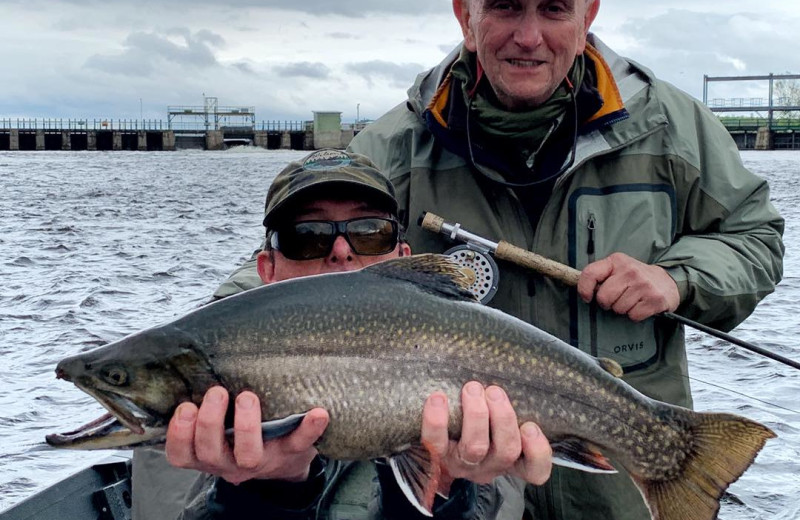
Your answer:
[419,211,800,371]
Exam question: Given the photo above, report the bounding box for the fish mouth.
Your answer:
[46,412,124,446]
[46,384,165,449]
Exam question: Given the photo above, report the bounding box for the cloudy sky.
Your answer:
[2,0,798,123]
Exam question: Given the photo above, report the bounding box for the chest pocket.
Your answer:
[568,184,676,371]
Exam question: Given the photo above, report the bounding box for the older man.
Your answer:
[347,0,784,519]
[165,149,551,520]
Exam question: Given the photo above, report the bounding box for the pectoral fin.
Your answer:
[388,441,442,517]
[223,412,308,441]
[260,412,309,440]
[551,438,617,474]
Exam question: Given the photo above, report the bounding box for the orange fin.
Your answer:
[632,412,775,520]
[436,464,452,500]
[388,441,441,517]
[551,437,617,473]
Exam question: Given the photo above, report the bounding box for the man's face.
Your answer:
[454,0,598,110]
[257,198,411,283]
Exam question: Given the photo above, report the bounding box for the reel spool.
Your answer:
[444,245,499,304]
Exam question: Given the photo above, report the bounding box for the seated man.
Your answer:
[164,150,552,519]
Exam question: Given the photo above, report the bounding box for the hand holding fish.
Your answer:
[165,387,329,484]
[578,252,680,322]
[422,383,552,495]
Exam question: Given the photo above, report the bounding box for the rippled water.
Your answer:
[1,149,799,518]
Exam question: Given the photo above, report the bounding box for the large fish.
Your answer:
[47,255,774,519]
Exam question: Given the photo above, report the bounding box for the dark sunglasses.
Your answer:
[270,217,399,260]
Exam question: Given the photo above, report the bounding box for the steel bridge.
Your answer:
[703,74,800,150]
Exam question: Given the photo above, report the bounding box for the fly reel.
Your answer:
[444,244,499,304]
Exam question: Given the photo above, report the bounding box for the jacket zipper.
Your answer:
[587,214,598,357]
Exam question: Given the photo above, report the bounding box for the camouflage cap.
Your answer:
[263,149,398,228]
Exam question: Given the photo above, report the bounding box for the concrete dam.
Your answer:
[0,109,359,152]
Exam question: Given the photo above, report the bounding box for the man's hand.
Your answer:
[421,382,552,495]
[578,252,680,322]
[165,386,329,485]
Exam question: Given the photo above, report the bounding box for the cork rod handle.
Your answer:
[494,241,581,287]
[419,212,581,287]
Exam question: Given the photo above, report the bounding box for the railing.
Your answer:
[719,118,800,131]
[341,121,372,132]
[707,97,795,109]
[0,119,313,132]
[258,120,309,132]
[167,106,256,115]
[0,119,168,131]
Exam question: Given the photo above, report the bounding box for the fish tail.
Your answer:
[633,412,775,520]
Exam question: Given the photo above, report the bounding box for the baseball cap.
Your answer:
[263,149,398,228]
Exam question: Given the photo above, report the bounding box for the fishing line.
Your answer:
[685,375,800,416]
[608,348,800,416]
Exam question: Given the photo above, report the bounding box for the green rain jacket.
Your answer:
[178,458,525,520]
[347,35,784,520]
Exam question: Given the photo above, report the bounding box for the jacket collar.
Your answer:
[569,35,669,172]
[422,40,629,135]
[408,34,670,178]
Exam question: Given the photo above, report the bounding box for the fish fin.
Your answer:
[388,441,441,517]
[222,412,309,441]
[596,357,624,378]
[550,438,617,474]
[631,412,775,520]
[259,412,308,440]
[436,465,452,499]
[365,254,477,302]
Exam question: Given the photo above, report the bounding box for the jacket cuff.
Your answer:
[375,462,476,519]
[659,264,689,305]
[206,456,327,518]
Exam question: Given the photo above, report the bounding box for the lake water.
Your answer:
[1,149,798,518]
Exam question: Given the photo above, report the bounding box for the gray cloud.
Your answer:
[273,62,332,79]
[85,29,225,77]
[40,0,450,16]
[622,10,777,53]
[614,9,799,98]
[232,62,257,75]
[345,60,425,88]
[252,0,450,15]
[7,0,798,123]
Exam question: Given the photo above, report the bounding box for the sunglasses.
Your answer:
[270,217,400,260]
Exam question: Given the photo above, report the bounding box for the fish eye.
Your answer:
[102,366,128,386]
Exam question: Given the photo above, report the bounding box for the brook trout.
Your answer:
[47,255,774,519]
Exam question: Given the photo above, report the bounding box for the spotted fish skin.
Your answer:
[48,255,775,520]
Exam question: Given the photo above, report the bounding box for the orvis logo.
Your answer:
[614,341,646,354]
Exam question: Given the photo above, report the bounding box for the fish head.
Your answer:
[46,325,220,450]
